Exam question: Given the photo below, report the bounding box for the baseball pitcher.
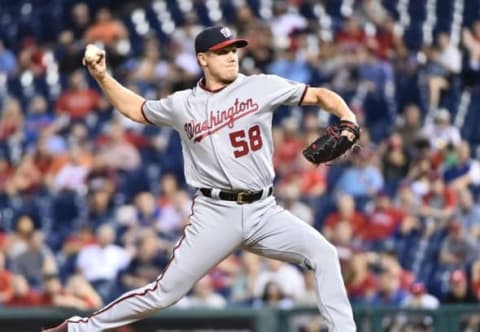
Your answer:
[45,26,359,332]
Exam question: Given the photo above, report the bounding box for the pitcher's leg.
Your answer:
[63,199,243,332]
[246,208,356,332]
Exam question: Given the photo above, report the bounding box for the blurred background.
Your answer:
[0,0,480,331]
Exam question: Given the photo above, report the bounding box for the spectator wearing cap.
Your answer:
[444,269,478,304]
[401,281,439,309]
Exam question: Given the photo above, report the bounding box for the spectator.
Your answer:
[443,140,480,192]
[69,2,92,40]
[471,260,480,300]
[84,8,128,46]
[424,33,462,110]
[379,132,409,191]
[51,143,92,193]
[419,172,457,225]
[402,281,439,309]
[10,231,57,289]
[98,119,141,172]
[0,251,14,304]
[17,37,46,76]
[369,269,408,306]
[439,220,478,270]
[55,70,106,120]
[394,103,423,149]
[64,273,103,310]
[345,252,377,304]
[254,280,295,309]
[454,188,480,240]
[444,269,478,304]
[335,148,384,200]
[0,39,17,77]
[76,224,132,301]
[0,98,24,143]
[23,95,57,146]
[361,190,406,246]
[4,274,40,306]
[254,259,306,302]
[132,191,162,230]
[4,215,35,260]
[121,233,166,291]
[422,109,461,151]
[188,275,227,309]
[323,193,366,240]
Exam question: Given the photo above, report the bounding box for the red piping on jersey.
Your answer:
[65,196,198,326]
[140,100,154,125]
[199,78,228,93]
[298,85,309,106]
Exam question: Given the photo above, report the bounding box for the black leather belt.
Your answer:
[200,187,273,204]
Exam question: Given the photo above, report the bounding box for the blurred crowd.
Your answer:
[1,1,480,325]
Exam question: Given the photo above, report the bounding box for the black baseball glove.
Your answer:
[302,120,360,165]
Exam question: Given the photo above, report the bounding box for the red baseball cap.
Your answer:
[410,282,425,295]
[194,26,248,53]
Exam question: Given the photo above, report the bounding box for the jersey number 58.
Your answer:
[229,125,263,158]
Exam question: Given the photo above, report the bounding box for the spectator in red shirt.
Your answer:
[361,190,406,245]
[273,118,304,177]
[0,251,14,304]
[420,172,457,225]
[323,193,366,240]
[4,274,40,307]
[55,70,107,120]
[335,16,367,51]
[345,252,377,304]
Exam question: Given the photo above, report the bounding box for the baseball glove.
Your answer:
[303,120,360,165]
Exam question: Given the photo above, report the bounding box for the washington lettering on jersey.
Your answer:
[184,97,259,142]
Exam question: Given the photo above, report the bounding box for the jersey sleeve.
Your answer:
[262,74,308,108]
[141,95,176,127]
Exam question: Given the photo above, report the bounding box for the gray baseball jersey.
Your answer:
[141,73,307,190]
[49,73,356,332]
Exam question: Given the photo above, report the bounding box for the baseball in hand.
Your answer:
[83,44,102,63]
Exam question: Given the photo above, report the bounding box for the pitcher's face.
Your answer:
[198,46,239,84]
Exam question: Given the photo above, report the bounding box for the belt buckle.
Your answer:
[236,191,250,205]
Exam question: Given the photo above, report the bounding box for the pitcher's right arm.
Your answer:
[83,45,148,124]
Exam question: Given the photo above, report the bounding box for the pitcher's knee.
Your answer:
[153,281,188,309]
[308,240,339,270]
